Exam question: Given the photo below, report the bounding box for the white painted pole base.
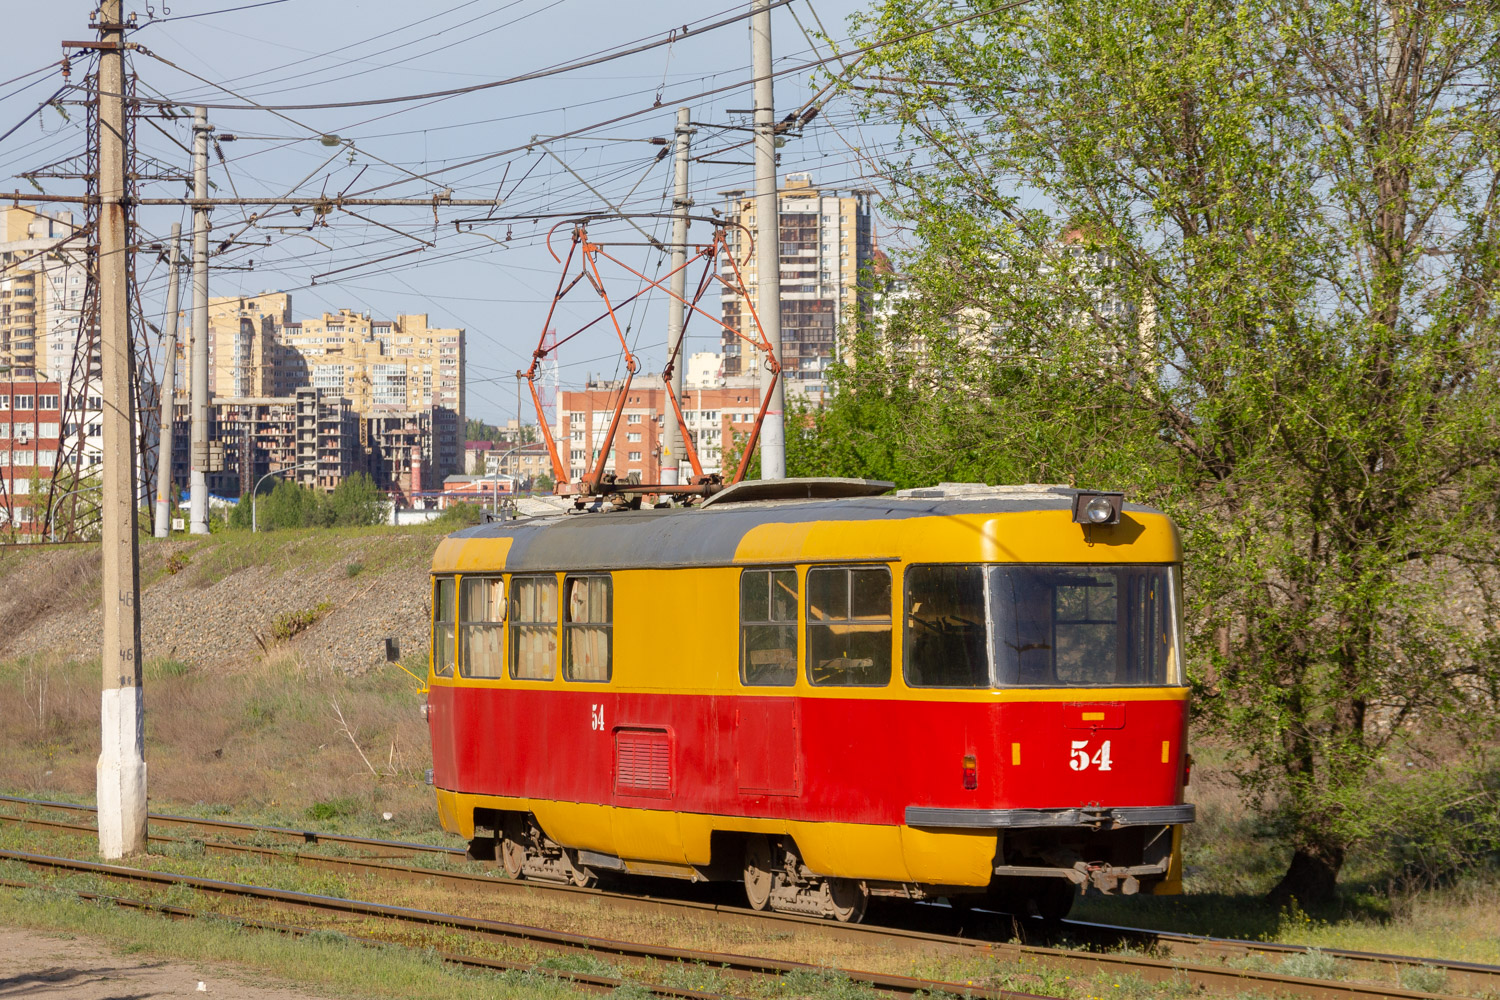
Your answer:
[153,499,170,538]
[97,686,148,858]
[189,471,209,535]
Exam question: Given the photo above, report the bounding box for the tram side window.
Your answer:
[460,576,505,678]
[510,575,558,680]
[905,565,989,687]
[740,568,797,686]
[806,566,892,687]
[432,576,455,678]
[564,575,612,682]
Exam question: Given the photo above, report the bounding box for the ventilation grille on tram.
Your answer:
[615,729,671,797]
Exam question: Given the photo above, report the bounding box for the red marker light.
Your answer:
[962,754,978,791]
[1183,753,1193,787]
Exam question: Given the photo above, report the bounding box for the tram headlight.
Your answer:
[1071,491,1124,526]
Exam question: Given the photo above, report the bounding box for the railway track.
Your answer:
[0,849,1052,1000]
[2,796,1494,1000]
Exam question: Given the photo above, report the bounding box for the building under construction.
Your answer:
[167,387,437,504]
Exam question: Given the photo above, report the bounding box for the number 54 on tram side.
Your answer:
[425,480,1193,923]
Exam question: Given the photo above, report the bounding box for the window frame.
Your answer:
[508,573,560,681]
[431,575,456,679]
[804,563,894,688]
[990,563,1185,689]
[458,575,506,680]
[563,573,613,683]
[738,566,799,687]
[903,562,993,689]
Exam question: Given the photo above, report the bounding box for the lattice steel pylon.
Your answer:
[24,67,175,541]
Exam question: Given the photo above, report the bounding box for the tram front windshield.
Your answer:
[904,564,1183,688]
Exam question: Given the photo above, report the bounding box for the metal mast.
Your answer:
[751,0,785,479]
[152,223,181,538]
[95,0,148,860]
[661,106,694,486]
[188,108,210,533]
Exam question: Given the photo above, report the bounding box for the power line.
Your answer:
[147,0,294,22]
[127,1,798,111]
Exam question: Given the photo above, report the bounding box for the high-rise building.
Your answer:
[718,174,873,397]
[0,207,89,382]
[205,292,296,398]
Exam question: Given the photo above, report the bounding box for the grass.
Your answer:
[271,601,335,640]
[0,886,591,1000]
[1073,746,1500,968]
[0,649,436,837]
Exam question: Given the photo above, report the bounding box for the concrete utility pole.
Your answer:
[751,0,785,480]
[95,0,148,860]
[153,223,182,538]
[189,107,211,534]
[661,106,694,487]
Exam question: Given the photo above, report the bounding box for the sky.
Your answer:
[5,0,903,426]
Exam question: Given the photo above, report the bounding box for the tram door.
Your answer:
[735,568,802,797]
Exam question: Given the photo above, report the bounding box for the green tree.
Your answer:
[839,0,1500,904]
[325,472,387,527]
[257,478,322,530]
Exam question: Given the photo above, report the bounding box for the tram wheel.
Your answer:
[500,836,527,880]
[562,849,597,888]
[1027,881,1075,922]
[827,878,868,924]
[743,835,774,911]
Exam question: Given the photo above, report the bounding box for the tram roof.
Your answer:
[438,483,1170,574]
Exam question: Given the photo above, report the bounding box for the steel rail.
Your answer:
[1,799,1489,1000]
[0,794,458,858]
[0,877,739,999]
[0,850,1056,1000]
[1055,916,1500,995]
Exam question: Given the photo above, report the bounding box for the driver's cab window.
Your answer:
[432,576,455,678]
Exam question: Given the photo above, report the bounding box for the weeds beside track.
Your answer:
[2,797,1496,1000]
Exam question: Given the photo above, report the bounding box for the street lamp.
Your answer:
[485,444,528,513]
[251,459,318,533]
[47,482,104,543]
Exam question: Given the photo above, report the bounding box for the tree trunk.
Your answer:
[1267,841,1344,910]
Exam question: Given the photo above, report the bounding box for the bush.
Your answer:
[432,503,485,528]
[228,472,388,531]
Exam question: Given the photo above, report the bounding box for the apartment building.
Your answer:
[556,375,765,483]
[169,388,348,497]
[466,439,553,486]
[0,379,104,537]
[0,207,90,382]
[204,292,299,398]
[718,174,873,395]
[284,309,464,475]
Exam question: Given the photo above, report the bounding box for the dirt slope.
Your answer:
[0,528,445,674]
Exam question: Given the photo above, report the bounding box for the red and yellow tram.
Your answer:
[425,479,1193,922]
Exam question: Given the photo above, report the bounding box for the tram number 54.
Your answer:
[590,704,605,731]
[1069,740,1113,772]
